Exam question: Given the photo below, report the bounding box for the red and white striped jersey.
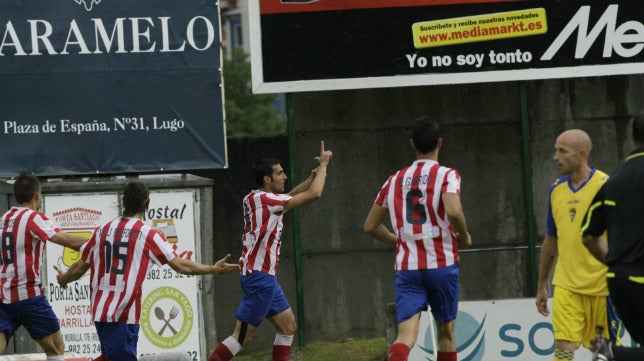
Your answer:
[81,217,177,324]
[0,207,60,303]
[239,190,292,276]
[375,159,461,271]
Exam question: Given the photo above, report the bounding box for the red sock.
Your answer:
[272,345,291,361]
[437,351,457,361]
[388,343,410,361]
[272,334,294,361]
[209,343,235,361]
[209,336,242,361]
[93,355,108,361]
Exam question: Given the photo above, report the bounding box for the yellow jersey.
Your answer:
[546,168,609,296]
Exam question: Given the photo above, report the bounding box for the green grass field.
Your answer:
[232,337,387,361]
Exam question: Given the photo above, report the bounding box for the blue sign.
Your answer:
[0,0,226,175]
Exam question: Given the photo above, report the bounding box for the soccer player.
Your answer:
[0,173,87,360]
[535,129,617,361]
[582,112,644,361]
[364,117,472,361]
[208,141,332,361]
[55,181,239,361]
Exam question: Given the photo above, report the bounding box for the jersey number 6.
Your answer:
[405,189,428,225]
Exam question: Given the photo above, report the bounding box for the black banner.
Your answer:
[250,0,644,92]
[0,0,226,176]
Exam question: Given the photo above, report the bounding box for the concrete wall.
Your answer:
[207,74,643,353]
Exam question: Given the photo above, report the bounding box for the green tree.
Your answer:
[223,48,285,136]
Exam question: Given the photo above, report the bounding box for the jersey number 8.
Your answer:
[0,233,15,265]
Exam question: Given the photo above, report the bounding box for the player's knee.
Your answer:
[284,321,297,336]
[37,334,64,356]
[276,320,297,336]
[41,342,64,356]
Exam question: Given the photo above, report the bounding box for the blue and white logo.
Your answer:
[418,311,486,361]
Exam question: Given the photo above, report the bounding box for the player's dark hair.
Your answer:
[122,181,149,217]
[253,159,281,187]
[412,116,441,154]
[632,111,644,145]
[13,173,40,204]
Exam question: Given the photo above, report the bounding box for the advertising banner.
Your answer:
[43,190,205,360]
[249,0,644,93]
[411,298,635,361]
[138,191,203,360]
[0,0,226,176]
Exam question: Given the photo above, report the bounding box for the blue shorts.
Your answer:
[94,322,140,361]
[394,265,459,324]
[235,271,290,327]
[0,296,60,340]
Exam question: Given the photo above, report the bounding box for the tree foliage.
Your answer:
[223,48,285,136]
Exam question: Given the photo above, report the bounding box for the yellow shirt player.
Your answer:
[536,129,617,361]
[548,169,609,296]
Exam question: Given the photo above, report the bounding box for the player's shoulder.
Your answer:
[593,168,610,183]
[549,175,569,192]
[27,209,49,222]
[249,190,291,204]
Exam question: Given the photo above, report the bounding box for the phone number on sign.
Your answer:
[146,268,192,280]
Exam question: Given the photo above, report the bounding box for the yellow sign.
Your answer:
[412,8,547,49]
[61,231,92,268]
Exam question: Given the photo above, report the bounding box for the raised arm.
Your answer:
[288,170,316,197]
[167,253,240,276]
[284,141,332,211]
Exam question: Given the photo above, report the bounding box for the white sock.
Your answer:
[223,335,243,355]
[274,333,294,346]
[47,356,65,361]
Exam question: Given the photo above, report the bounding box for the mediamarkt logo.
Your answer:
[541,5,644,60]
[74,0,102,11]
[0,16,216,56]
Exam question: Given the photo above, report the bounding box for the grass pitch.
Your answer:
[233,337,387,361]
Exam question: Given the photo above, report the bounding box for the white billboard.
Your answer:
[411,298,635,361]
[43,190,206,361]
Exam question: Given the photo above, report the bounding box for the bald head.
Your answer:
[554,129,593,176]
[557,129,592,155]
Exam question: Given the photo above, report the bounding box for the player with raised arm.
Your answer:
[208,141,332,361]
